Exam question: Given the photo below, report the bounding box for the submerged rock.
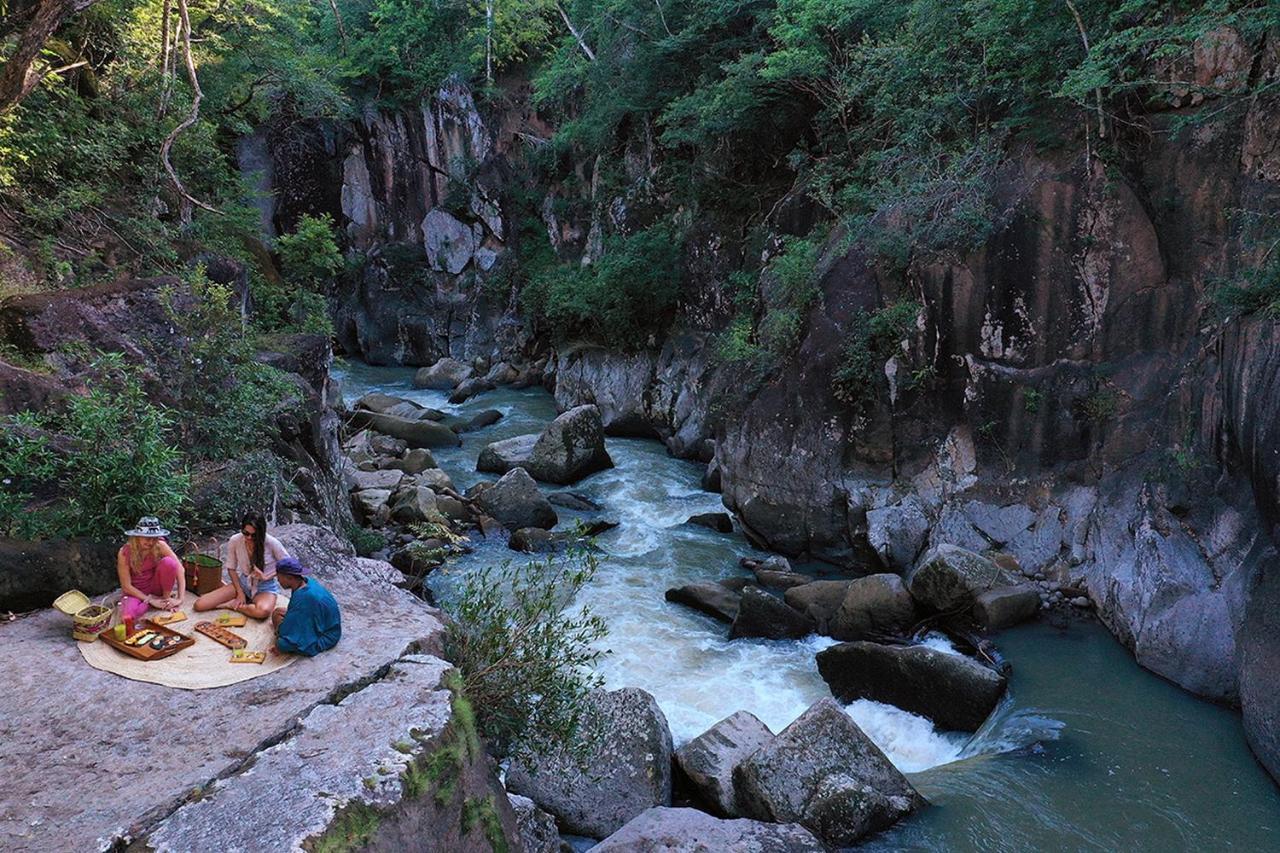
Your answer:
[593,807,825,852]
[674,711,774,817]
[816,641,1007,731]
[476,468,557,531]
[508,527,557,553]
[462,409,503,431]
[732,698,924,846]
[665,582,742,623]
[507,687,673,839]
[687,511,734,533]
[828,574,918,642]
[730,587,815,640]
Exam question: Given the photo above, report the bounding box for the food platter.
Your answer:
[98,619,196,661]
[195,621,247,650]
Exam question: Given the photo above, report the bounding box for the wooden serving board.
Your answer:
[194,621,247,650]
[99,620,195,661]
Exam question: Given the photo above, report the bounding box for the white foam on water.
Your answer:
[844,699,968,772]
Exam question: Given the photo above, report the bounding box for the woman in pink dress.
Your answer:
[116,516,184,621]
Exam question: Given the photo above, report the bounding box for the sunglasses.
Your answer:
[242,527,257,537]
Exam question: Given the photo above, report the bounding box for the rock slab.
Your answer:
[525,404,614,485]
[908,544,1014,612]
[828,574,918,641]
[730,587,815,640]
[476,467,558,531]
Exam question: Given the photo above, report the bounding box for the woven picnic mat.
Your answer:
[79,592,297,689]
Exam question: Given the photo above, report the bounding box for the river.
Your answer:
[336,360,1280,850]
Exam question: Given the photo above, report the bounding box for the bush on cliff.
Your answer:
[442,548,608,761]
[0,354,189,539]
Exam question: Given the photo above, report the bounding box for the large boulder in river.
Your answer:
[350,409,461,448]
[866,496,930,570]
[476,433,537,474]
[665,583,742,623]
[475,468,557,531]
[828,574,918,642]
[674,711,774,817]
[730,587,815,640]
[784,581,853,634]
[525,404,614,485]
[732,698,924,846]
[816,641,1007,731]
[907,544,1015,612]
[413,356,474,390]
[507,687,673,839]
[593,807,825,853]
[972,585,1041,629]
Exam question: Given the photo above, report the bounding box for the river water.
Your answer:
[336,361,1280,850]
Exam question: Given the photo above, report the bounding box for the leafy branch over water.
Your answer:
[443,548,608,761]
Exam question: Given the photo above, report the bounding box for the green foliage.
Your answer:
[192,451,299,530]
[277,213,343,290]
[1079,388,1119,423]
[522,222,684,346]
[1213,209,1280,317]
[832,300,921,413]
[0,354,188,539]
[163,271,302,459]
[1024,388,1045,414]
[442,549,608,761]
[309,800,382,853]
[346,523,387,557]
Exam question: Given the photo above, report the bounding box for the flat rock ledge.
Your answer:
[0,524,517,852]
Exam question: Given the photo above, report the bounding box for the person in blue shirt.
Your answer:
[270,557,341,656]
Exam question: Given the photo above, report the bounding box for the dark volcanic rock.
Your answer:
[674,711,774,817]
[730,587,815,640]
[687,512,734,533]
[816,641,1007,731]
[548,491,602,511]
[666,583,742,623]
[828,574,918,642]
[507,687,673,839]
[525,404,614,485]
[732,698,924,846]
[593,807,825,852]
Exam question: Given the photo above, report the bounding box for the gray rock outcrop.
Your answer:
[506,687,674,839]
[525,404,614,485]
[413,355,475,390]
[816,641,1007,731]
[972,585,1041,629]
[730,587,815,640]
[674,711,774,816]
[593,807,825,852]
[665,582,742,623]
[508,793,559,853]
[784,581,853,635]
[476,468,558,531]
[350,409,461,448]
[907,545,1015,612]
[828,574,918,641]
[732,698,924,846]
[477,433,538,474]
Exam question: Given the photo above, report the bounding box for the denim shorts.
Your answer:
[230,575,281,596]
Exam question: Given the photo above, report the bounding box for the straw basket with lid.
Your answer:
[53,590,114,642]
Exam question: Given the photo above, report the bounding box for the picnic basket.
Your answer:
[53,590,114,642]
[182,552,224,597]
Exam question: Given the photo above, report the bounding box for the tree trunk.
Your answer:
[0,0,102,113]
[160,0,219,223]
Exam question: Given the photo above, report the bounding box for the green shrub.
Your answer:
[346,523,387,558]
[442,549,608,761]
[192,451,299,530]
[832,301,921,412]
[277,213,343,290]
[0,354,189,539]
[522,223,684,347]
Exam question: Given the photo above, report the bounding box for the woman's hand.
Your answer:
[250,568,266,581]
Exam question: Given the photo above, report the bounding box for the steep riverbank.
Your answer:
[336,360,1280,850]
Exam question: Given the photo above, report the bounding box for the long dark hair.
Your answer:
[241,510,267,572]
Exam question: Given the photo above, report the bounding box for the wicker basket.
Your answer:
[53,590,114,642]
[183,552,225,597]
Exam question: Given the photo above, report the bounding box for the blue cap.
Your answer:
[276,557,310,577]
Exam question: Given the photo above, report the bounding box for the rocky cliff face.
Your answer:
[271,37,1280,779]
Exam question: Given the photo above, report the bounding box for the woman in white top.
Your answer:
[194,510,290,619]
